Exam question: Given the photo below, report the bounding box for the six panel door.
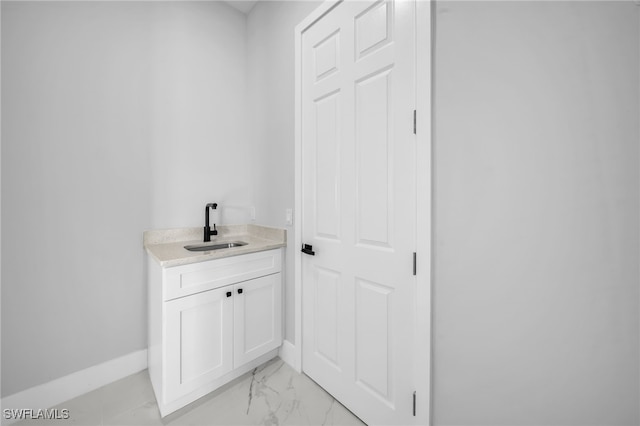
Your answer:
[301,0,417,424]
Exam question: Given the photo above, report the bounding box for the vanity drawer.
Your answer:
[163,249,282,301]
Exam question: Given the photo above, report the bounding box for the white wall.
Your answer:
[147,2,250,228]
[246,0,322,343]
[433,2,639,424]
[1,0,248,397]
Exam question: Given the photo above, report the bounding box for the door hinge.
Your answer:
[413,110,417,134]
[413,391,416,416]
[413,252,417,275]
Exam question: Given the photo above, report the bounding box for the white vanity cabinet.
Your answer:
[147,248,282,417]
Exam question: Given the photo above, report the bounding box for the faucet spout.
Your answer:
[204,203,218,242]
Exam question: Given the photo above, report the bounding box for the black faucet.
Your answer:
[204,203,218,242]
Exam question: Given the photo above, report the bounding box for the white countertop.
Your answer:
[144,224,286,268]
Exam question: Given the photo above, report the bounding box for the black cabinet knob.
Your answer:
[237,288,243,294]
[226,291,232,297]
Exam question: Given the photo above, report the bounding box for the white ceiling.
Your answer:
[224,1,259,14]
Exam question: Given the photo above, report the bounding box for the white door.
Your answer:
[233,273,283,366]
[165,286,233,402]
[301,0,417,424]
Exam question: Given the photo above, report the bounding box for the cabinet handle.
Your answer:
[237,288,243,294]
[226,291,232,298]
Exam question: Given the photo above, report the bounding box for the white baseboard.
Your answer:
[1,349,147,425]
[278,340,299,372]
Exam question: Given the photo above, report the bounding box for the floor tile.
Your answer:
[13,357,365,426]
[107,401,164,426]
[102,370,156,423]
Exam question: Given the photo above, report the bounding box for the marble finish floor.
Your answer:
[15,358,366,426]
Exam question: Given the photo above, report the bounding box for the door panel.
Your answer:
[314,30,340,81]
[233,273,282,366]
[301,1,416,424]
[313,266,341,369]
[165,287,233,402]
[355,278,393,403]
[314,91,341,240]
[355,67,394,248]
[355,0,392,58]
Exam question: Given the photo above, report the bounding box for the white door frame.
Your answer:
[293,0,432,423]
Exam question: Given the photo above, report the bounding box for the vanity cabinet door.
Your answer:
[233,273,282,367]
[165,286,233,403]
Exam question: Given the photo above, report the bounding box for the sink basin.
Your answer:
[184,241,248,252]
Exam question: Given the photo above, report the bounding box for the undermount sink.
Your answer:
[184,241,248,252]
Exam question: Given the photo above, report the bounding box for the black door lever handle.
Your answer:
[301,244,315,256]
